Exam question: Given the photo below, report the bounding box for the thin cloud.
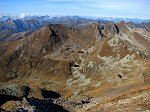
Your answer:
[0,0,150,19]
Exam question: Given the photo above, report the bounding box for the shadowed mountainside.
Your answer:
[0,16,96,42]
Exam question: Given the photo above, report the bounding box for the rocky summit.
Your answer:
[0,20,150,112]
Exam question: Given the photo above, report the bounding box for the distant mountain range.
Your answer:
[0,15,150,42]
[0,15,150,23]
[97,17,150,23]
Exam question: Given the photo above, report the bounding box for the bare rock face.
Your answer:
[0,84,30,106]
[0,84,30,98]
[0,22,150,111]
[0,108,6,112]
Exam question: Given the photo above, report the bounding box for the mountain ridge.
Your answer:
[0,21,150,111]
[0,16,150,43]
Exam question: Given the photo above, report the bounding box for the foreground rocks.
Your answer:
[0,87,69,112]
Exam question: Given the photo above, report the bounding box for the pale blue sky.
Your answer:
[0,0,150,19]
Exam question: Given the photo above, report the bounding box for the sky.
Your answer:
[0,0,150,19]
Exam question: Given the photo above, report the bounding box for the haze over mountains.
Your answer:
[1,15,150,23]
[0,15,150,42]
[0,15,150,111]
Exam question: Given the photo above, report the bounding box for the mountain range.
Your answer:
[0,16,150,112]
[0,15,150,23]
[0,16,150,42]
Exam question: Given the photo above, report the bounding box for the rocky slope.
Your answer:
[0,18,49,42]
[0,29,32,42]
[0,19,45,33]
[0,21,149,112]
[128,22,150,32]
[0,16,95,42]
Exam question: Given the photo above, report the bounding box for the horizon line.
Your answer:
[0,13,150,20]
